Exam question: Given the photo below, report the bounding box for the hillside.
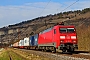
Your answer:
[0,8,90,51]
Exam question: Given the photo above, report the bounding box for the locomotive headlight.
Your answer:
[60,36,65,39]
[60,40,64,43]
[73,40,77,43]
[71,36,76,39]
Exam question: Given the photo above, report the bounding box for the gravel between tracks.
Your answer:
[18,49,90,60]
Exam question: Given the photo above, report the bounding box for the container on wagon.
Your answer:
[23,37,29,46]
[19,40,24,48]
[29,36,34,46]
[19,40,24,46]
[34,34,38,46]
[13,41,19,48]
[29,34,38,46]
[23,35,38,46]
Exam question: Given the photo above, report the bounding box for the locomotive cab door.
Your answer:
[52,29,57,48]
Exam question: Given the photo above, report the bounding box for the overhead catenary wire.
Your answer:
[61,0,79,12]
[12,0,52,41]
[39,0,52,17]
[38,0,79,19]
[54,0,79,24]
[37,0,79,16]
[44,0,79,26]
[20,0,80,38]
[38,0,80,28]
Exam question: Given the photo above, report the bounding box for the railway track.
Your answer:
[17,49,90,60]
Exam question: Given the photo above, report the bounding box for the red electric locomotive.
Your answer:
[38,23,78,53]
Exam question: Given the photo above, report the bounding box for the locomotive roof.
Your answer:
[40,25,75,34]
[55,25,75,28]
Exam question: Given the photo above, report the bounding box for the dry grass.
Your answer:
[76,26,90,51]
[0,48,26,60]
[11,48,51,60]
[71,12,90,20]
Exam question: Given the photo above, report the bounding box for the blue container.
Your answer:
[34,34,38,46]
[29,34,38,46]
[30,36,35,46]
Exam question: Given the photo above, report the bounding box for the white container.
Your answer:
[23,37,30,46]
[19,40,24,46]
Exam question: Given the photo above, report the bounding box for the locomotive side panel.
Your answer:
[38,28,53,45]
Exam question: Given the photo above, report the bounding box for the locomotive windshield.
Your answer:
[60,28,75,33]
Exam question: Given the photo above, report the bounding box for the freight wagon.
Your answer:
[19,40,24,49]
[18,34,38,49]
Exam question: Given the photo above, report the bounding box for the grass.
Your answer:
[0,48,52,60]
[0,50,10,60]
[76,26,90,51]
[0,49,27,60]
[12,48,52,60]
[9,50,26,60]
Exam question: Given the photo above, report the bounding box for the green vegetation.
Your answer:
[8,51,26,60]
[0,49,27,60]
[0,48,51,60]
[13,48,51,60]
[0,51,10,60]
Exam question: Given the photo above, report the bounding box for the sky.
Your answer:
[0,0,90,28]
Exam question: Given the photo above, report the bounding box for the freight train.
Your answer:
[12,23,78,53]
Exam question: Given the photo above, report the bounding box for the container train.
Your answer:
[12,23,78,53]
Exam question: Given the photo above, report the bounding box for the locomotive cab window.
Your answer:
[67,28,75,33]
[60,28,66,33]
[60,28,75,33]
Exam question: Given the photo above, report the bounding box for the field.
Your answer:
[0,48,51,60]
[0,48,27,60]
